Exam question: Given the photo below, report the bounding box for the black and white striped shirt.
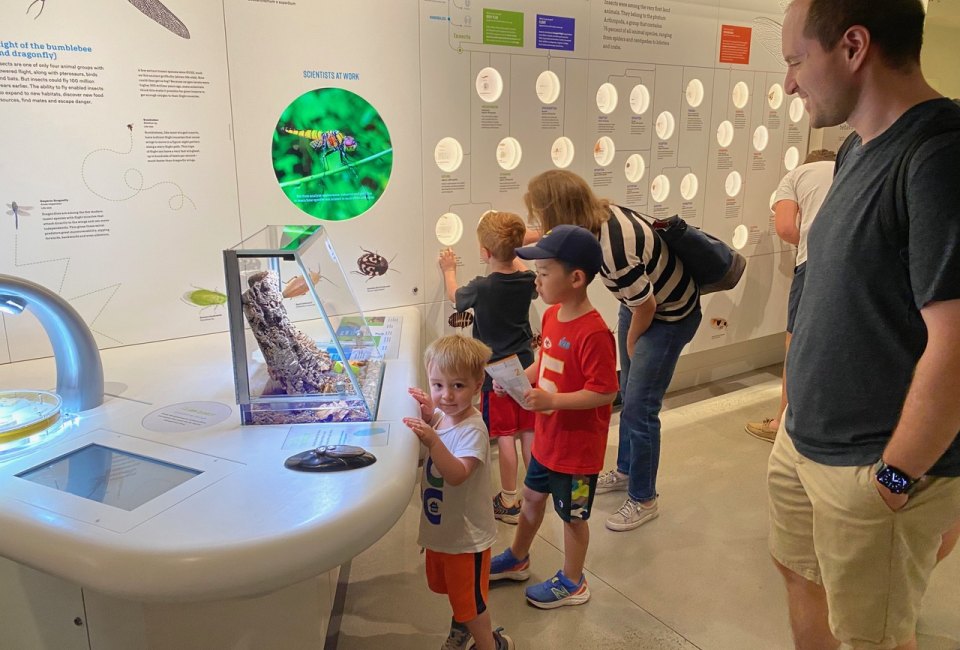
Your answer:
[598,205,699,321]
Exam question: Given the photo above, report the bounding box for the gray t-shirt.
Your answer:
[786,98,960,475]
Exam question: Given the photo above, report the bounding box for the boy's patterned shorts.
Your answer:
[524,454,599,522]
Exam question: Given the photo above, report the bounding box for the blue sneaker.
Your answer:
[525,570,590,609]
[489,547,530,582]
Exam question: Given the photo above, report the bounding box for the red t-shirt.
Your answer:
[531,304,618,474]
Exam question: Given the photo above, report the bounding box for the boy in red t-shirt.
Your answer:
[489,225,619,609]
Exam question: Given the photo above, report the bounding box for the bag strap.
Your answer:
[616,204,683,237]
[616,203,653,226]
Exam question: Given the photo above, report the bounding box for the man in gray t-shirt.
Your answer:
[787,101,960,474]
[769,1,960,648]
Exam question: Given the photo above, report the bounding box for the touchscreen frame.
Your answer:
[1,428,244,533]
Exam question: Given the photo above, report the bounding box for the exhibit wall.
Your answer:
[921,21,960,100]
[0,0,804,367]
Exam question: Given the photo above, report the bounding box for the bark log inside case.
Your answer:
[241,270,336,395]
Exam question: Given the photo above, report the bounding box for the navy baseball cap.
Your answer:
[515,224,602,275]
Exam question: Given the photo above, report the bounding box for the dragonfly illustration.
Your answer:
[5,201,33,229]
[27,0,190,39]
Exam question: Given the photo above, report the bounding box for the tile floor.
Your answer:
[333,367,960,650]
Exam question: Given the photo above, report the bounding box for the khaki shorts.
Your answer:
[767,422,960,648]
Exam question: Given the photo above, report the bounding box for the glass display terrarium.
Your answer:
[223,225,384,425]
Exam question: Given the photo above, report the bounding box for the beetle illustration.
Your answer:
[448,310,474,329]
[27,0,190,39]
[710,317,728,330]
[353,248,398,281]
[530,331,543,350]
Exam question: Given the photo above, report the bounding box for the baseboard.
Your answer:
[669,333,785,392]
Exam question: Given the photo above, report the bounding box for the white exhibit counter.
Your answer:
[0,307,421,649]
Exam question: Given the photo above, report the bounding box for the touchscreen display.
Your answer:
[17,444,202,511]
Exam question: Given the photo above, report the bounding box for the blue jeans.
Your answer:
[616,303,702,501]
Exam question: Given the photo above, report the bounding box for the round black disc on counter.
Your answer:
[284,445,377,472]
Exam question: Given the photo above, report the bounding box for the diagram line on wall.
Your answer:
[11,233,124,349]
[507,54,512,134]
[220,0,248,243]
[13,233,70,294]
[561,56,567,132]
[67,283,123,345]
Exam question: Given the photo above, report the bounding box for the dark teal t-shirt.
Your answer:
[786,98,960,475]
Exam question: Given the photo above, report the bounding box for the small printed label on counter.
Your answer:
[142,401,233,433]
[282,422,391,450]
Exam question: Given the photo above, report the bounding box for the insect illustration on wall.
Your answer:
[352,248,398,282]
[27,0,191,39]
[282,265,337,299]
[530,331,543,350]
[751,1,789,62]
[448,310,475,329]
[181,287,227,317]
[5,202,33,229]
[82,123,194,209]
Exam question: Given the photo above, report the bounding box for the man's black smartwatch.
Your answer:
[875,460,920,495]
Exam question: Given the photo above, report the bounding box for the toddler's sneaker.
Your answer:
[605,497,659,532]
[489,547,530,582]
[468,627,514,650]
[525,570,590,609]
[441,619,472,650]
[493,492,521,525]
[595,469,628,494]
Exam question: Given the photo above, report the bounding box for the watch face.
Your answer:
[878,466,911,493]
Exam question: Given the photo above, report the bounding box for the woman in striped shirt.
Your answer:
[524,170,702,533]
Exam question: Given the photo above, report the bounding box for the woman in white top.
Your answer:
[745,149,836,442]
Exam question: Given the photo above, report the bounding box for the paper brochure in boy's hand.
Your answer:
[484,355,533,409]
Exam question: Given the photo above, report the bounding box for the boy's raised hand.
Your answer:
[408,386,434,420]
[403,416,440,449]
[438,248,458,272]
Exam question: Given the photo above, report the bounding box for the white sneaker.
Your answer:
[595,469,628,494]
[605,497,659,532]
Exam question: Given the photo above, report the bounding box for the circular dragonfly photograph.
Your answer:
[273,88,393,221]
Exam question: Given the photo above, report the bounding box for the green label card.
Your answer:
[483,9,524,47]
